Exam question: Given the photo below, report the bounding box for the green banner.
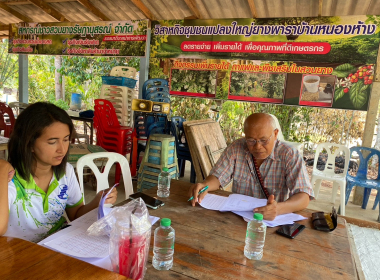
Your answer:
[8,20,148,56]
[151,16,380,64]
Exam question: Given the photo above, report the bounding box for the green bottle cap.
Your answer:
[161,218,171,227]
[253,213,263,221]
[163,167,169,172]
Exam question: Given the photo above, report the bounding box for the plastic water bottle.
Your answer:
[244,213,266,260]
[153,218,175,270]
[157,167,171,197]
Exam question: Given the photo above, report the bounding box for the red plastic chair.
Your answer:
[0,102,15,137]
[94,99,133,183]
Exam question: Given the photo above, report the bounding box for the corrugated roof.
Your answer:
[1,0,380,38]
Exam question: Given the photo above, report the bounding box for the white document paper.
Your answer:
[41,207,160,260]
[199,194,228,210]
[219,194,267,212]
[234,211,307,227]
[44,226,110,258]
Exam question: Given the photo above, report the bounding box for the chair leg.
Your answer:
[362,188,372,209]
[373,191,380,210]
[345,182,353,205]
[178,159,185,177]
[339,181,346,216]
[190,162,196,184]
[332,181,339,203]
[312,178,322,199]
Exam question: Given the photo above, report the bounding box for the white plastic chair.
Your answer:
[269,114,303,155]
[76,152,134,204]
[311,143,350,216]
[110,66,137,79]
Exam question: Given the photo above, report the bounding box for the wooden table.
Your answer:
[0,237,127,280]
[70,116,94,145]
[136,180,358,280]
[0,136,9,158]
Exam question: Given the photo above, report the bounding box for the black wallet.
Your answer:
[311,207,338,232]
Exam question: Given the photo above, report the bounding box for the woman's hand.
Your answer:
[96,187,118,205]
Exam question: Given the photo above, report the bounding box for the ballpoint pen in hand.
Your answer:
[188,186,209,202]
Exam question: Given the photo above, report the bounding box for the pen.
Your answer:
[188,186,209,202]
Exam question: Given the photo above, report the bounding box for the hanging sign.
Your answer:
[150,15,380,111]
[8,20,148,57]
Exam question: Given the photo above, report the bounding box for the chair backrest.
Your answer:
[76,152,133,203]
[349,147,380,179]
[110,66,137,79]
[142,78,169,100]
[94,99,121,128]
[8,102,28,116]
[313,143,350,176]
[0,102,16,137]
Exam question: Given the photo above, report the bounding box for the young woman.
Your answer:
[0,102,117,243]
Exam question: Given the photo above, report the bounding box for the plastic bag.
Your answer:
[87,198,151,280]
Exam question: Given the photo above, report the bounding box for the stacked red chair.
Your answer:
[94,99,133,183]
[0,102,16,137]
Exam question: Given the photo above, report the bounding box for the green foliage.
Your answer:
[332,63,357,78]
[171,69,216,94]
[261,74,285,98]
[334,87,344,101]
[349,80,369,109]
[0,40,18,89]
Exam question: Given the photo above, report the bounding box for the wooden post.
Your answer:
[352,68,380,204]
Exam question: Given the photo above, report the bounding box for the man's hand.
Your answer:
[188,183,208,207]
[254,195,277,221]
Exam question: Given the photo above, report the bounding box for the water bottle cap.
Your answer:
[162,167,169,172]
[161,218,171,227]
[253,213,263,221]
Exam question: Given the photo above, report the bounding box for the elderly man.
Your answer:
[188,113,314,220]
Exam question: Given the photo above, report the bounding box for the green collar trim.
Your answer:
[14,170,60,213]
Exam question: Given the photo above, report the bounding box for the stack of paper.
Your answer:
[199,193,307,227]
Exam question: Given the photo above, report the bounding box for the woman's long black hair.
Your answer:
[8,102,74,182]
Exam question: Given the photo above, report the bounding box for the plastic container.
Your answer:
[244,213,266,260]
[153,218,175,270]
[70,93,82,110]
[102,76,137,89]
[157,167,171,197]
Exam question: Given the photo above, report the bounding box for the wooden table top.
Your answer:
[0,236,127,280]
[0,136,8,151]
[1,179,357,280]
[137,180,358,280]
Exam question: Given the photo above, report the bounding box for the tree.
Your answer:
[0,40,18,89]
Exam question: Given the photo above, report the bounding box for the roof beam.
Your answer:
[130,0,156,21]
[76,0,110,21]
[247,0,257,18]
[5,0,74,5]
[0,2,33,22]
[28,0,69,21]
[183,0,201,19]
[318,0,323,17]
[0,25,10,31]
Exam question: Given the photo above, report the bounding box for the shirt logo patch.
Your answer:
[58,185,68,199]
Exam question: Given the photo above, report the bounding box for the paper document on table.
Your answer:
[219,194,267,212]
[199,194,228,210]
[44,226,109,258]
[234,211,307,227]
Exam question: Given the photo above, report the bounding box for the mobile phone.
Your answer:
[276,223,305,239]
[129,192,165,209]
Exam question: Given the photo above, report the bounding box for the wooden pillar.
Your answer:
[18,54,28,104]
[352,54,380,204]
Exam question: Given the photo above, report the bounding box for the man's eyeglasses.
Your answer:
[246,131,275,146]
